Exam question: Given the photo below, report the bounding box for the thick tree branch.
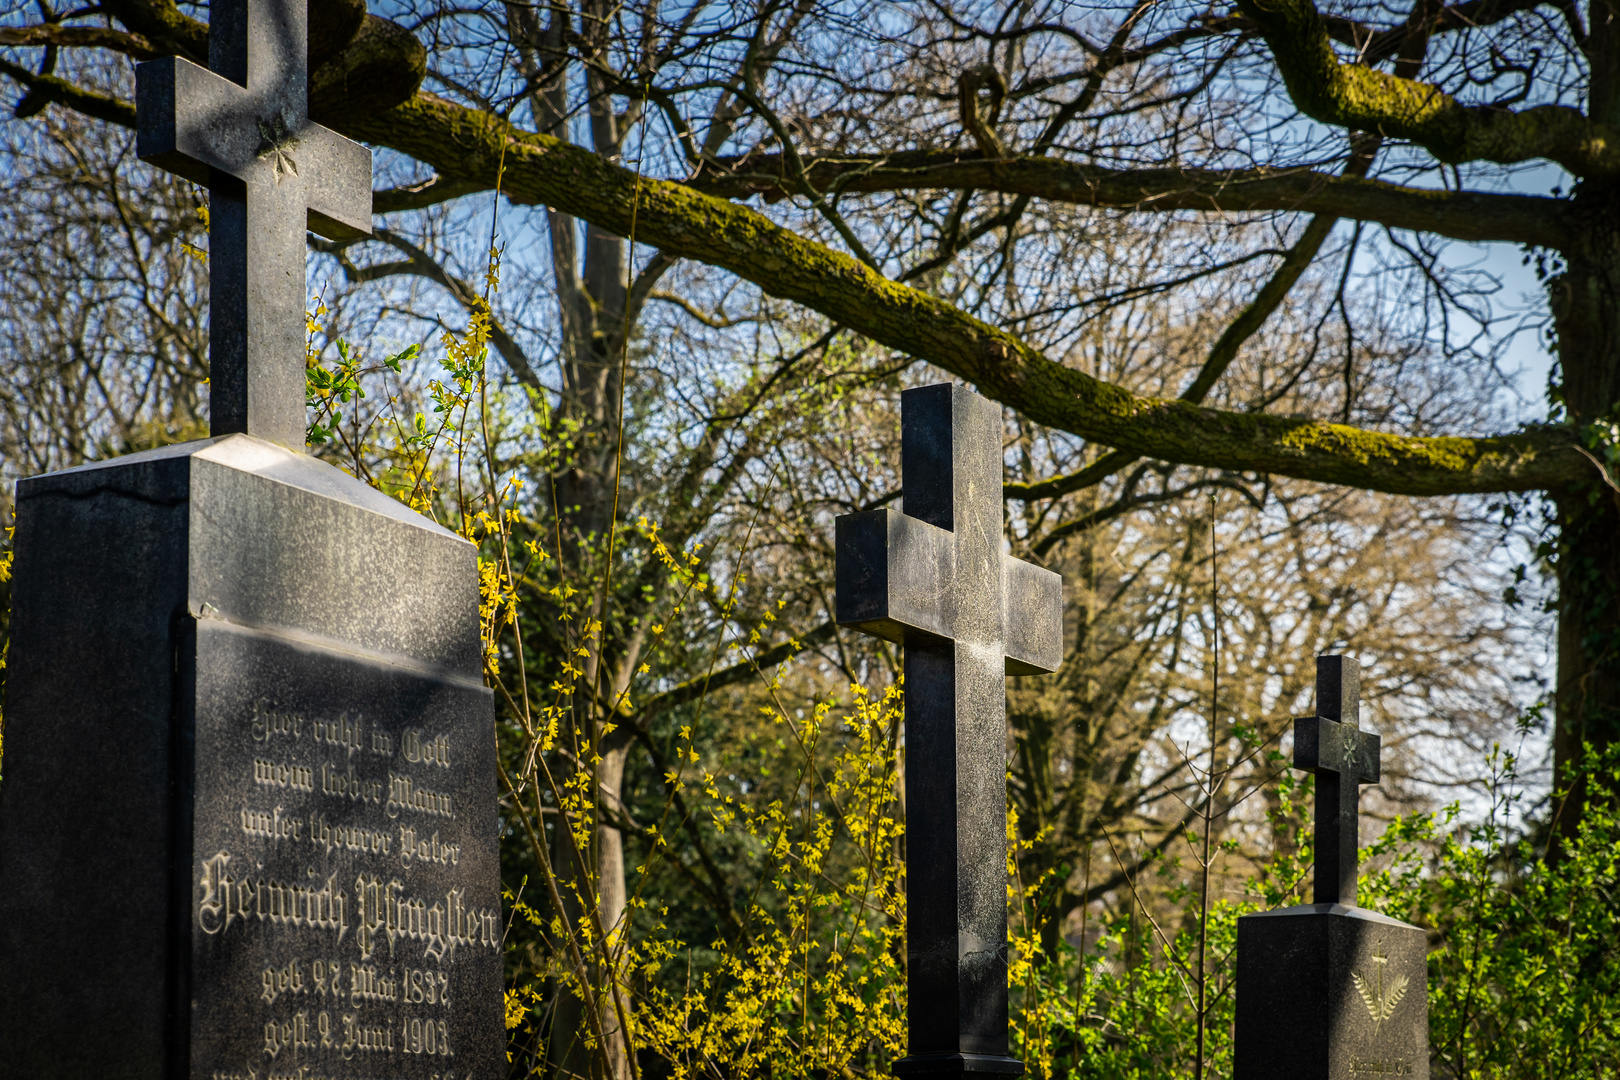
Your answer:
[307,15,426,125]
[336,94,1580,497]
[10,33,1581,495]
[1006,448,1141,502]
[0,25,159,60]
[373,151,1568,249]
[694,153,1571,249]
[0,3,420,125]
[1236,0,1620,178]
[15,30,1560,248]
[1318,0,1556,64]
[99,0,206,62]
[0,59,137,127]
[1001,212,1334,504]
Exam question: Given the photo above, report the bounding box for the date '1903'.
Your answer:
[263,1012,453,1061]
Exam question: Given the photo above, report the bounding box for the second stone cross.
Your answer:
[836,383,1063,1078]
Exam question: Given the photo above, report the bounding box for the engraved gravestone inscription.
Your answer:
[187,620,502,1077]
[0,0,505,1074]
[0,2,505,1063]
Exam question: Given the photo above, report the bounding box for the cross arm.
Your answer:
[134,57,218,187]
[301,129,373,240]
[1004,556,1062,675]
[835,509,955,646]
[835,510,1064,675]
[1294,715,1381,784]
[135,56,372,240]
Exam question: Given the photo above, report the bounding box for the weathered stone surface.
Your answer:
[1236,905,1429,1080]
[0,435,503,1080]
[835,384,1063,1078]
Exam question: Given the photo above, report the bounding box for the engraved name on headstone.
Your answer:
[0,439,508,1080]
[835,383,1064,1078]
[1234,656,1430,1080]
[0,4,505,1078]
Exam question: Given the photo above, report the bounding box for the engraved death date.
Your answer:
[188,620,501,1080]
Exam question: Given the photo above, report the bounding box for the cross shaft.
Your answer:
[135,0,372,448]
[836,384,1062,1077]
[1294,655,1381,906]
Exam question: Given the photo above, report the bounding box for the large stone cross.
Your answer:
[1294,655,1381,906]
[135,0,373,448]
[836,383,1063,1078]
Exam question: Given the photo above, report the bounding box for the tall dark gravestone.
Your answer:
[0,4,505,1079]
[1235,656,1430,1080]
[836,384,1063,1078]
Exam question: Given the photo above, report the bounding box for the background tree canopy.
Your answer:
[2,0,1616,1075]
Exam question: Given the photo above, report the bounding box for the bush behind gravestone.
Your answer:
[1001,745,1620,1080]
[1362,745,1620,1080]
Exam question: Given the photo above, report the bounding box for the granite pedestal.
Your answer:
[0,436,504,1080]
[1236,904,1428,1079]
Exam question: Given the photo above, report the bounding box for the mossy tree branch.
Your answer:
[0,25,159,60]
[0,58,137,127]
[1,17,1586,497]
[96,0,205,62]
[1316,0,1563,66]
[339,94,1580,497]
[1235,0,1620,178]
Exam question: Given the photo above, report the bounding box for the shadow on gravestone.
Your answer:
[0,4,504,1079]
[1234,656,1430,1080]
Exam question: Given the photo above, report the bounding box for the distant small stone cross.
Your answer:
[1295,655,1381,906]
[135,0,373,448]
[836,383,1063,1076]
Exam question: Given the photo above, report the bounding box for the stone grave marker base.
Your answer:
[0,435,503,1080]
[1236,903,1428,1080]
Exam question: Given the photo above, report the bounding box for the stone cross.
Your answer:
[1294,655,1381,906]
[836,383,1063,1078]
[135,0,373,448]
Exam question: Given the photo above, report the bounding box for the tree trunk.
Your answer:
[1548,185,1620,850]
[501,4,637,1074]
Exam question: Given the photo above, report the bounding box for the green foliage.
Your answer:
[506,721,1616,1080]
[631,686,908,1080]
[1004,745,1620,1080]
[1002,768,1316,1080]
[1000,743,1620,1080]
[1362,746,1620,1078]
